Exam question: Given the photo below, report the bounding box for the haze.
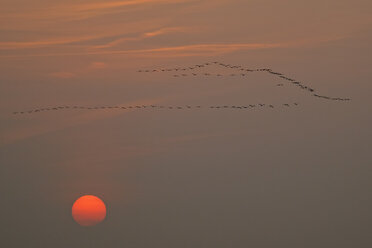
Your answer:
[1,1,371,247]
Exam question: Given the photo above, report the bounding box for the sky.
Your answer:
[1,0,372,247]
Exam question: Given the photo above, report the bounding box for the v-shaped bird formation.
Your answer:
[12,61,350,115]
[138,61,351,101]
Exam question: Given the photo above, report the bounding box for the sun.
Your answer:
[72,195,106,226]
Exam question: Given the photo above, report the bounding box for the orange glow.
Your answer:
[72,195,106,226]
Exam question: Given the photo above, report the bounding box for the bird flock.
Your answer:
[12,61,350,115]
[138,61,351,101]
[12,103,300,115]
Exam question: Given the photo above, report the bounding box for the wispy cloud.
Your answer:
[0,35,103,50]
[91,26,196,49]
[1,42,285,58]
[90,62,107,69]
[0,30,347,58]
[0,26,195,51]
[143,27,192,38]
[2,0,193,22]
[69,0,187,12]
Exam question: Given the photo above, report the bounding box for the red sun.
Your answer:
[72,195,106,226]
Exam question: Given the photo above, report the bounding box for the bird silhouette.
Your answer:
[15,61,352,116]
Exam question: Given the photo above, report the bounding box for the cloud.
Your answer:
[143,27,192,38]
[137,43,283,53]
[1,35,348,59]
[70,0,186,12]
[2,0,193,22]
[1,42,284,58]
[0,35,103,50]
[91,26,196,49]
[90,62,107,69]
[0,26,193,51]
[84,42,286,57]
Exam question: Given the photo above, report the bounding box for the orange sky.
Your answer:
[1,0,370,56]
[1,1,372,247]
